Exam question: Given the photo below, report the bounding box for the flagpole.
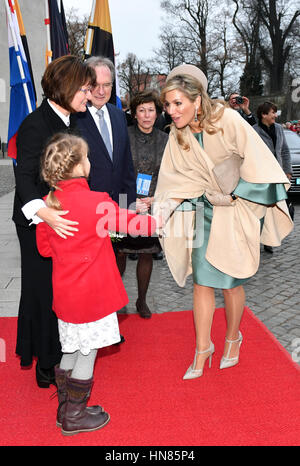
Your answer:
[5,0,33,114]
[45,0,52,65]
[85,0,96,57]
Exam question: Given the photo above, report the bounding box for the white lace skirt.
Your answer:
[58,312,120,356]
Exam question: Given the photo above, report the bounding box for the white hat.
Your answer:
[166,64,208,92]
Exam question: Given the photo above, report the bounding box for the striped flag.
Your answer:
[45,0,69,65]
[5,0,36,159]
[13,0,37,102]
[85,0,121,108]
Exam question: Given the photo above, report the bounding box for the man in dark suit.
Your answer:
[76,57,136,209]
[76,57,136,342]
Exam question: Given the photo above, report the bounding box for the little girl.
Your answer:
[37,133,156,436]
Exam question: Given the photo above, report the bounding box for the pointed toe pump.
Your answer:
[220,331,243,370]
[183,342,215,380]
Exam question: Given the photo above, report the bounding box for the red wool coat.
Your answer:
[36,178,156,324]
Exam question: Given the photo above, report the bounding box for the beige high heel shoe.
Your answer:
[220,331,243,369]
[183,342,215,380]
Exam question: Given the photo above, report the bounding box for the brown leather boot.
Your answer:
[61,376,110,436]
[54,366,103,428]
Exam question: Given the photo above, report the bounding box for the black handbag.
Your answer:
[287,200,295,221]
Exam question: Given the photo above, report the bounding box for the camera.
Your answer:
[235,96,244,104]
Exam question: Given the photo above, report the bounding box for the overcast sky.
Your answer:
[63,0,164,62]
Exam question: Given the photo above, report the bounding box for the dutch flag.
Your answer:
[6,0,36,160]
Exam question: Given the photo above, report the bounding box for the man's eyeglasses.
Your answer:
[93,83,113,91]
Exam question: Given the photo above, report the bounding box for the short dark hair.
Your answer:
[41,55,95,113]
[257,101,277,121]
[130,89,163,118]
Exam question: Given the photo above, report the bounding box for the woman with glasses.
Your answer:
[13,55,95,389]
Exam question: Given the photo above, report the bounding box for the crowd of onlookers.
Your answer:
[283,120,300,135]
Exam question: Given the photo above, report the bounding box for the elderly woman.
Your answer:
[13,55,95,388]
[117,89,168,318]
[154,64,293,380]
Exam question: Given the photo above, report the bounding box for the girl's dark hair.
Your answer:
[41,55,95,113]
[130,89,163,118]
[257,101,277,121]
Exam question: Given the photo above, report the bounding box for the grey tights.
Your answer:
[59,349,98,380]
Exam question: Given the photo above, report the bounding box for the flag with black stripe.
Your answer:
[85,0,118,105]
[48,0,69,60]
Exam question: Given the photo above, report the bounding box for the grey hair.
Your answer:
[85,56,115,83]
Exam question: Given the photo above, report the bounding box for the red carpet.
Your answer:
[0,307,299,446]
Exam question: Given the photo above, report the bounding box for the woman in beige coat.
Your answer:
[154,65,293,380]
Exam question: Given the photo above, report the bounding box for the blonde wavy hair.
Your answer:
[41,133,88,210]
[160,74,225,150]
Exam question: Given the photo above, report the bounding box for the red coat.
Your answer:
[36,178,156,324]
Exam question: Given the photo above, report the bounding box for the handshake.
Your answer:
[144,191,238,238]
[136,197,153,214]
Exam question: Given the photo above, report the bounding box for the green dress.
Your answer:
[177,132,287,289]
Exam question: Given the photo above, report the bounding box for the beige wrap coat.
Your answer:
[154,107,293,287]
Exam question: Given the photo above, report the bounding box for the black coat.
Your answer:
[76,104,136,208]
[13,98,78,226]
[13,99,71,368]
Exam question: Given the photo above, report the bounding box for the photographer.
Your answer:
[227,92,256,126]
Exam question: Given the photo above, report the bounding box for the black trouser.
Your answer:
[15,224,61,368]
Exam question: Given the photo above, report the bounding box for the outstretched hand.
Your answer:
[37,207,79,239]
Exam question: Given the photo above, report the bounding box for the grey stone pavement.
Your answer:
[0,158,299,363]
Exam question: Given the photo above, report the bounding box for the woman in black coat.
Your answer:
[13,55,95,387]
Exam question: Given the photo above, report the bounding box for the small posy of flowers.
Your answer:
[109,232,125,242]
